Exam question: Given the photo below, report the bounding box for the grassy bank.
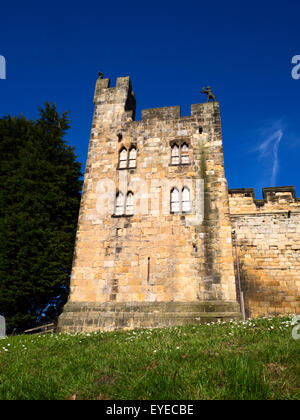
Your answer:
[0,317,299,400]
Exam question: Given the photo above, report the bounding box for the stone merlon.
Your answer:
[229,186,300,211]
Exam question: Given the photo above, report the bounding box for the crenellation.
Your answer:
[229,186,300,215]
[230,186,300,318]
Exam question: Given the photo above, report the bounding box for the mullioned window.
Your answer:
[171,143,190,165]
[118,145,137,169]
[114,191,134,216]
[170,187,191,213]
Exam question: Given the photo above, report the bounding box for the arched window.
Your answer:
[115,192,124,216]
[126,192,134,215]
[171,144,180,165]
[170,188,180,213]
[182,187,191,212]
[128,147,137,168]
[171,143,190,165]
[118,148,127,169]
[181,143,190,164]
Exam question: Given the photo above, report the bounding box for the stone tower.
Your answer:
[58,75,241,332]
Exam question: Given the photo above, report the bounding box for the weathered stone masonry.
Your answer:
[58,76,299,332]
[229,187,300,318]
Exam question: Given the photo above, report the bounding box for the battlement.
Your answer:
[140,102,220,123]
[229,186,300,215]
[93,76,136,122]
[141,101,220,121]
[94,76,134,96]
[262,186,297,201]
[93,75,220,125]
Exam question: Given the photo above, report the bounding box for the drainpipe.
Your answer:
[232,230,246,321]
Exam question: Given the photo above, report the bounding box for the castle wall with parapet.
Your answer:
[229,187,300,318]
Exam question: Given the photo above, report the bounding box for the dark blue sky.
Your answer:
[1,0,300,198]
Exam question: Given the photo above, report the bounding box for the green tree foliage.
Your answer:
[0,103,82,333]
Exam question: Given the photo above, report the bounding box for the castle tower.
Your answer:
[58,75,241,332]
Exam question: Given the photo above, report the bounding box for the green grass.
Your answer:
[0,317,299,400]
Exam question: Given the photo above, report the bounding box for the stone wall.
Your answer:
[229,187,300,318]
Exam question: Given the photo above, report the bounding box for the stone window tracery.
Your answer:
[171,144,180,165]
[114,191,134,216]
[170,142,190,165]
[128,147,137,168]
[181,143,190,164]
[170,187,191,214]
[182,187,191,212]
[118,148,127,169]
[118,145,137,169]
[171,188,180,213]
[126,192,134,215]
[115,192,124,216]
